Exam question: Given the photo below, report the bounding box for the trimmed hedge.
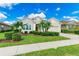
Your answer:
[41,32,59,36]
[61,29,79,34]
[5,33,13,40]
[0,30,12,33]
[61,30,75,33]
[5,33,22,41]
[12,33,22,41]
[75,30,79,34]
[30,31,59,36]
[30,31,41,35]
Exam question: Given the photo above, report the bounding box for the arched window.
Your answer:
[23,24,31,30]
[28,24,31,30]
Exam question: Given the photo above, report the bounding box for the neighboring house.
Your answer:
[61,20,79,30]
[0,23,11,31]
[21,17,61,33]
[48,18,61,32]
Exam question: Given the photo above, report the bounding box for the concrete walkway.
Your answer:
[0,33,79,56]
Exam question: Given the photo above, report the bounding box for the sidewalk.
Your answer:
[0,33,79,56]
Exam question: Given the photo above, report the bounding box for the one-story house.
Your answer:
[61,20,79,30]
[0,23,11,31]
[21,17,61,33]
[48,18,61,32]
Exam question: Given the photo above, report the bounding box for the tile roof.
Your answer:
[61,21,68,24]
[0,23,10,26]
[61,21,79,25]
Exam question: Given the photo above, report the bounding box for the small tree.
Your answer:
[12,21,23,32]
[45,21,51,32]
[38,20,51,32]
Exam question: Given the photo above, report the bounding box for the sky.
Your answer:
[0,3,79,24]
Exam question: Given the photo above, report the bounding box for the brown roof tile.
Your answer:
[0,23,10,26]
[61,21,68,24]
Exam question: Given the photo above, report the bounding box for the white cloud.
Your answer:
[37,8,42,13]
[0,3,18,10]
[63,16,78,19]
[3,21,10,24]
[69,18,79,22]
[72,10,79,14]
[56,7,61,11]
[28,13,35,18]
[63,16,71,19]
[63,16,79,22]
[45,8,48,11]
[0,11,7,15]
[28,12,46,19]
[3,20,16,25]
[35,8,46,14]
[56,13,58,16]
[17,15,25,19]
[37,12,46,18]
[0,12,7,19]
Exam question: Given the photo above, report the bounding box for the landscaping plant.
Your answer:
[5,33,13,40]
[12,33,22,41]
[30,31,59,36]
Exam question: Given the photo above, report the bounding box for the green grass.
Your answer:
[0,32,69,47]
[17,44,79,56]
[23,34,69,43]
[0,32,5,39]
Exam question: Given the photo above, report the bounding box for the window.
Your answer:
[23,24,31,30]
[28,25,31,30]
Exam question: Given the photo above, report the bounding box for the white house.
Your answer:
[21,18,36,33]
[21,17,61,33]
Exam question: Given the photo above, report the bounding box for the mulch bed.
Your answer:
[0,39,18,43]
[20,33,28,36]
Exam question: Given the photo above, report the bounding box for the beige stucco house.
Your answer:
[21,17,61,33]
[61,20,79,30]
[21,18,36,33]
[48,18,61,32]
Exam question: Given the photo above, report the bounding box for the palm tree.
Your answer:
[38,20,45,32]
[38,20,51,32]
[13,21,23,32]
[45,21,51,32]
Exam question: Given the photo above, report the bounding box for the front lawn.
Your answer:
[17,44,79,56]
[0,32,5,39]
[0,33,69,47]
[23,34,69,44]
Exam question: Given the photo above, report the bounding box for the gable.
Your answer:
[21,18,35,24]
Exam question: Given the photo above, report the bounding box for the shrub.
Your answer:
[75,30,79,34]
[0,30,12,33]
[30,31,41,35]
[30,31,59,36]
[41,32,59,36]
[61,30,75,33]
[30,31,35,34]
[5,33,13,40]
[13,29,19,33]
[12,33,22,41]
